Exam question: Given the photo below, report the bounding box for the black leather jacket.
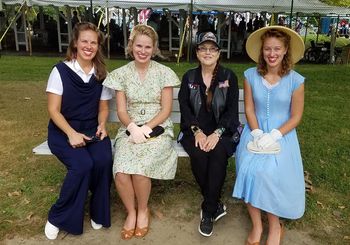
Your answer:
[178,65,240,137]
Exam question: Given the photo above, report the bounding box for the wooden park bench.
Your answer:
[32,88,245,157]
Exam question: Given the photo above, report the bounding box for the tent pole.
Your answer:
[122,8,127,59]
[106,2,110,59]
[316,15,320,43]
[90,0,93,22]
[289,0,294,28]
[25,4,33,55]
[187,0,193,62]
[304,16,309,43]
[228,12,232,59]
[66,6,72,43]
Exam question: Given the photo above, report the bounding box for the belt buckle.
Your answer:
[140,109,145,115]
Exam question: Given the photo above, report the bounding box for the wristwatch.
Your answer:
[214,127,225,138]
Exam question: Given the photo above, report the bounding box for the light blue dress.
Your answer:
[232,67,305,219]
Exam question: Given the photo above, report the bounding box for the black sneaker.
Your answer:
[213,202,227,222]
[198,213,213,237]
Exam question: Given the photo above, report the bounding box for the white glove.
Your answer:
[140,125,152,138]
[250,129,263,145]
[257,129,282,148]
[127,122,147,144]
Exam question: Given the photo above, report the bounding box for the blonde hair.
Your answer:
[126,24,160,58]
[257,29,293,77]
[66,22,107,81]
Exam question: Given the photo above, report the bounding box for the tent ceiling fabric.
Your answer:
[2,0,350,15]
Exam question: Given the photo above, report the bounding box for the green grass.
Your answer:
[0,55,349,243]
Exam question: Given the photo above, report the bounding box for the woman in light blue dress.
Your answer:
[233,26,306,245]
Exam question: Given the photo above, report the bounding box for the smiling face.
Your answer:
[132,34,154,65]
[196,41,220,68]
[75,30,98,64]
[262,36,288,69]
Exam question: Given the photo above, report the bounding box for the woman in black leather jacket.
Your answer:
[178,32,240,237]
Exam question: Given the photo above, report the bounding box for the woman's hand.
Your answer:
[127,122,147,144]
[203,133,220,152]
[195,132,207,150]
[67,131,90,148]
[96,124,108,140]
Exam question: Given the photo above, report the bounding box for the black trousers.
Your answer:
[181,136,229,216]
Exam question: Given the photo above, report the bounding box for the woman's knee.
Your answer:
[132,174,151,184]
[115,172,131,186]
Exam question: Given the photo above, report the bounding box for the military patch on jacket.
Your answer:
[218,79,230,88]
[188,83,199,89]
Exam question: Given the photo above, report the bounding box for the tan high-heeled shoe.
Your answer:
[246,240,260,245]
[121,227,135,240]
[135,209,151,238]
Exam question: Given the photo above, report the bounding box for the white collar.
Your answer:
[262,78,280,89]
[71,59,95,76]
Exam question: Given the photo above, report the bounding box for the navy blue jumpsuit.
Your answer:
[47,62,113,235]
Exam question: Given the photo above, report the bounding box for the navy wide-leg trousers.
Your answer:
[48,130,112,235]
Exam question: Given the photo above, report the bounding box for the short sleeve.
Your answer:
[160,66,181,88]
[100,86,113,100]
[102,66,126,91]
[46,67,63,95]
[291,70,305,92]
[243,67,256,86]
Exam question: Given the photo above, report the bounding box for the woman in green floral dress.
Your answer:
[103,24,180,240]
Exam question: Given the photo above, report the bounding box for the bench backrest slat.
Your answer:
[108,87,246,124]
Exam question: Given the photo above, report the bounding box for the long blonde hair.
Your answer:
[66,22,107,82]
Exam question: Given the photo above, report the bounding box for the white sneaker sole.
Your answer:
[198,224,213,237]
[91,219,103,230]
[200,205,227,222]
[214,205,227,222]
[44,221,59,240]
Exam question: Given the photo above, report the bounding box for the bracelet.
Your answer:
[193,128,203,137]
[191,125,202,136]
[214,127,225,138]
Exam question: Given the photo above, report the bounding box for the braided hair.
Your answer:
[206,61,220,111]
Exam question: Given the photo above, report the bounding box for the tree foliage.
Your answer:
[320,0,350,7]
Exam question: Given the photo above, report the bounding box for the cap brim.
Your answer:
[246,26,305,64]
[197,40,220,49]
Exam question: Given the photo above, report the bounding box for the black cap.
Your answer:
[196,32,220,48]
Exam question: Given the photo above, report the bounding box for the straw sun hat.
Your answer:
[245,25,305,64]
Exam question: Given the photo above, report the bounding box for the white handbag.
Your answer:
[247,141,281,154]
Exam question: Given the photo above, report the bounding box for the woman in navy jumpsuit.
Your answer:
[44,22,113,239]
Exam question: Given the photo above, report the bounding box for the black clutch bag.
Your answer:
[126,125,165,138]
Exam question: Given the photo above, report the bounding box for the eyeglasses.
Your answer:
[197,47,219,53]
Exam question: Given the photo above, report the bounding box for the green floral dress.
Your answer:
[103,61,180,179]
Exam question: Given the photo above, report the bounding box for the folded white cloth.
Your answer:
[247,140,281,154]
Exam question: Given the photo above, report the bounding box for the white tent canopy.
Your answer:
[2,0,350,15]
[2,0,190,10]
[193,0,350,15]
